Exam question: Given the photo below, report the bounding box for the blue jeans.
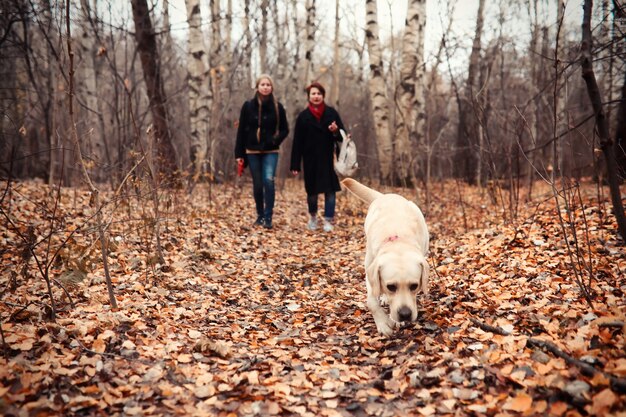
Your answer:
[247,153,278,221]
[307,192,336,218]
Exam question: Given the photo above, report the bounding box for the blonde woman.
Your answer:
[235,75,289,229]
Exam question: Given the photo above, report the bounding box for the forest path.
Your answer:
[1,179,624,416]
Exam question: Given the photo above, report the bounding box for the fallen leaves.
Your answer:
[0,179,625,416]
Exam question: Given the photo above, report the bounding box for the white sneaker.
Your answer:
[323,217,334,232]
[307,215,318,230]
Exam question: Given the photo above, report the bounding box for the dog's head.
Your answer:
[366,248,429,323]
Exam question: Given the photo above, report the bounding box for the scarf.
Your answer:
[307,102,325,122]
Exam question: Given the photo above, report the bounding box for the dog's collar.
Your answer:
[383,235,400,244]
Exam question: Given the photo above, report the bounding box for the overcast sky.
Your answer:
[162,0,584,74]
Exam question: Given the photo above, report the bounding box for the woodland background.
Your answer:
[1,0,626,416]
[1,0,625,188]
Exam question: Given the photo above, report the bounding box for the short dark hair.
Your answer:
[305,82,326,97]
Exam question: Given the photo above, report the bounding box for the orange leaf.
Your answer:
[549,401,568,416]
[503,392,532,412]
[590,388,618,415]
[92,338,106,353]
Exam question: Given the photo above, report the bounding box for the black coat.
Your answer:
[235,95,289,159]
[290,105,345,195]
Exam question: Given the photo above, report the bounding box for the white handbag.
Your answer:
[334,129,358,176]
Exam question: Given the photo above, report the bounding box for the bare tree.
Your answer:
[553,0,566,181]
[77,0,110,184]
[259,0,269,73]
[455,0,485,184]
[185,0,212,177]
[365,0,393,182]
[304,0,317,83]
[130,0,178,180]
[395,0,426,185]
[616,71,626,178]
[329,0,341,107]
[581,0,626,241]
[0,0,25,180]
[224,0,233,73]
[243,0,253,88]
[65,0,117,309]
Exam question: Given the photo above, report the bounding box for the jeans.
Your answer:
[307,192,336,218]
[247,153,278,221]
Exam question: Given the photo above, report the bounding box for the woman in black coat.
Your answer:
[235,74,289,229]
[290,82,348,232]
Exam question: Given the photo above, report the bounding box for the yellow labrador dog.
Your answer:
[342,178,429,336]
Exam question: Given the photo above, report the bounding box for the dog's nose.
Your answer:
[398,306,413,322]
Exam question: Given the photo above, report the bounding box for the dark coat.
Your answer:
[235,95,289,159]
[290,105,345,195]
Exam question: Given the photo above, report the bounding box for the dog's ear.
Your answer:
[419,258,429,294]
[366,257,382,298]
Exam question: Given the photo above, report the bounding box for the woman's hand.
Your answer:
[328,121,338,133]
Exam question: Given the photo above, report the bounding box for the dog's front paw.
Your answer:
[375,315,395,336]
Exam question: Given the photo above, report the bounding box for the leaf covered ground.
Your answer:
[1,178,625,417]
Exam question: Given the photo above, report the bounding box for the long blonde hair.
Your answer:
[255,74,280,140]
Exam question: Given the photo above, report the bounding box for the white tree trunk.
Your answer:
[553,0,566,180]
[290,0,305,119]
[243,0,253,88]
[259,0,269,73]
[395,0,426,183]
[272,0,287,97]
[330,0,341,107]
[365,0,393,182]
[78,0,106,182]
[526,0,539,197]
[210,0,222,70]
[224,0,232,73]
[185,0,212,175]
[209,0,222,176]
[304,0,316,83]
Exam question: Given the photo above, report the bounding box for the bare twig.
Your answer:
[527,338,626,394]
[470,317,626,394]
[65,0,117,308]
[469,317,511,336]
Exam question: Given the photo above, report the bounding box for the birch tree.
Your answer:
[272,0,287,96]
[455,0,484,184]
[208,0,222,176]
[185,0,212,176]
[330,0,341,107]
[365,0,393,182]
[210,0,222,70]
[553,0,566,180]
[77,0,107,183]
[162,0,174,54]
[524,0,539,196]
[304,0,317,83]
[224,0,232,74]
[290,0,305,119]
[395,0,426,184]
[259,0,269,73]
[243,0,253,88]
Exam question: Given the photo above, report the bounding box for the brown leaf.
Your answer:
[503,392,533,412]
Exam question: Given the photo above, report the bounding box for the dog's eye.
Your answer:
[386,284,397,292]
[410,283,419,292]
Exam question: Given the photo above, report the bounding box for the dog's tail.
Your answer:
[341,178,383,204]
